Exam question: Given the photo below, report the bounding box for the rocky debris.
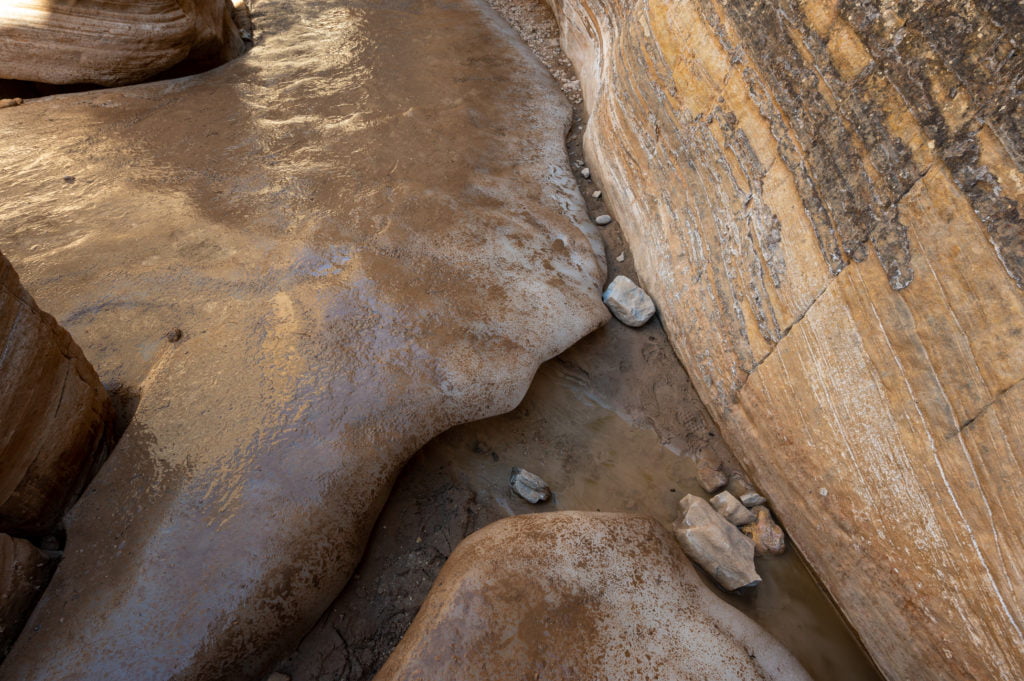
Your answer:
[615,252,625,262]
[509,467,551,503]
[581,167,591,178]
[602,275,656,327]
[728,472,766,507]
[375,513,811,681]
[711,491,757,526]
[673,494,761,591]
[743,506,786,556]
[592,190,602,198]
[595,214,613,225]
[0,251,111,534]
[0,98,21,109]
[696,458,728,493]
[0,534,57,657]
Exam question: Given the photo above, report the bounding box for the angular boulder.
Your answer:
[673,494,760,591]
[0,251,110,534]
[0,0,607,678]
[0,0,244,86]
[549,0,1024,678]
[374,512,810,681]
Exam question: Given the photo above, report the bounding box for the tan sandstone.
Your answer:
[546,0,1024,679]
[374,512,811,681]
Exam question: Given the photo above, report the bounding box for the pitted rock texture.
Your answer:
[374,512,811,681]
[547,0,1024,679]
[0,0,244,86]
[0,251,110,535]
[0,0,607,677]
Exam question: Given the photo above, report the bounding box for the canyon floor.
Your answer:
[1,0,883,679]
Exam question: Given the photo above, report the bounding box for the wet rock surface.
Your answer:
[548,0,1024,677]
[0,0,244,86]
[711,490,757,526]
[0,251,110,535]
[674,494,761,591]
[744,506,786,557]
[0,534,57,657]
[374,512,811,681]
[0,0,607,677]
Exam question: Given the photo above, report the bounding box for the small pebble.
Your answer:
[739,491,767,508]
[166,328,183,343]
[616,252,625,262]
[696,460,728,494]
[0,97,23,109]
[63,176,76,184]
[510,467,551,504]
[710,491,757,526]
[592,190,602,199]
[595,214,612,226]
[581,167,591,179]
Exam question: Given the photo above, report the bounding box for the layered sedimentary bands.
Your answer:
[0,0,244,86]
[376,512,812,681]
[0,0,607,678]
[0,251,110,535]
[547,0,1024,679]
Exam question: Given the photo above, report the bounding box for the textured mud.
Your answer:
[0,0,607,678]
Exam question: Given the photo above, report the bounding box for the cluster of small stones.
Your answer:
[675,458,786,591]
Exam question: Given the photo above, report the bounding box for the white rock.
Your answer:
[673,495,761,591]
[602,275,656,327]
[581,167,591,178]
[592,190,602,198]
[510,467,551,504]
[615,252,625,262]
[710,491,757,526]
[594,214,612,225]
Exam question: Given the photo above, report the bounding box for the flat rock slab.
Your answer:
[674,494,761,591]
[374,512,810,681]
[0,0,606,678]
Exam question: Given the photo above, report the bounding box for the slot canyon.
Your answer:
[0,0,1020,680]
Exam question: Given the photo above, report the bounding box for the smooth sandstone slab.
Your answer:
[0,251,110,534]
[547,0,1024,679]
[0,0,606,678]
[0,0,244,86]
[374,512,811,681]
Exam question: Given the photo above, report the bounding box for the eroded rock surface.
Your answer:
[0,534,56,656]
[374,512,810,681]
[549,0,1024,677]
[0,0,606,677]
[0,251,110,534]
[0,0,244,86]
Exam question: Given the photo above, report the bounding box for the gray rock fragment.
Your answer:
[592,190,602,198]
[711,491,757,526]
[510,467,551,504]
[594,214,612,225]
[602,275,656,327]
[581,167,591,179]
[727,472,766,507]
[696,460,727,494]
[673,494,761,591]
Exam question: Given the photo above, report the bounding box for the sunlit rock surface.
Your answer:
[0,0,607,677]
[547,0,1024,679]
[0,251,110,534]
[374,512,811,681]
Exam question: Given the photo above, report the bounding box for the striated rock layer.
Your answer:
[0,251,111,535]
[0,0,607,677]
[547,0,1024,679]
[374,512,812,681]
[0,0,244,86]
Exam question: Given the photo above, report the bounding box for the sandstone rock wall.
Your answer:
[0,0,244,86]
[375,512,811,681]
[0,534,56,656]
[0,251,110,534]
[547,1,1024,679]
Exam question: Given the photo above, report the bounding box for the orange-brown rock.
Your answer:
[375,512,811,681]
[0,0,244,86]
[548,0,1024,679]
[0,534,56,656]
[0,0,606,678]
[0,251,110,534]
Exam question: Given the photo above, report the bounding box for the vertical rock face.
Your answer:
[0,534,56,656]
[0,251,110,535]
[375,512,811,681]
[547,0,1024,679]
[0,0,607,678]
[0,0,244,86]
